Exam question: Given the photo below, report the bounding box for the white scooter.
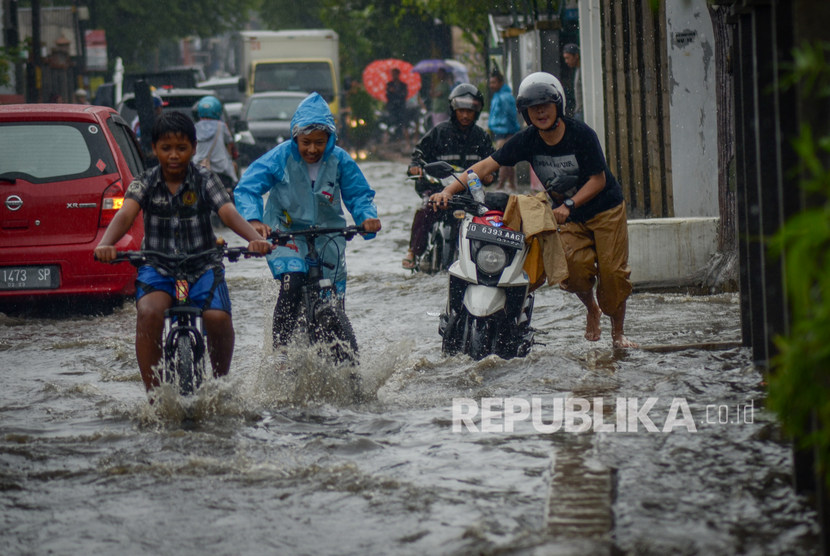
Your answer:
[424,162,535,360]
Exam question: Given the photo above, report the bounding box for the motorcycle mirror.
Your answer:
[423,161,455,179]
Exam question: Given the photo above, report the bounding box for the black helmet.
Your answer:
[515,72,567,126]
[448,83,484,123]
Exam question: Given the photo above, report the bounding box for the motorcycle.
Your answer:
[425,161,535,360]
[407,167,462,274]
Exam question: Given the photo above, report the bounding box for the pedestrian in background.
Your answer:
[563,43,583,121]
[385,68,410,144]
[488,71,521,191]
[429,68,452,127]
[193,95,238,201]
[74,88,90,105]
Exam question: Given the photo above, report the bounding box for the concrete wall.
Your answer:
[628,217,719,288]
[666,0,719,217]
[578,0,606,141]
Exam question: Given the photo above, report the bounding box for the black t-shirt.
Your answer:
[493,118,624,222]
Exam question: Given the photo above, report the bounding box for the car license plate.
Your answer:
[0,266,60,290]
[466,223,525,249]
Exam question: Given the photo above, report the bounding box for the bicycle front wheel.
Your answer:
[174,332,198,395]
[311,301,359,365]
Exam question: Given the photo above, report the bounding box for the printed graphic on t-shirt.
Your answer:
[533,154,580,202]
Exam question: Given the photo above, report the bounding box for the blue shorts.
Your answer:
[135,266,231,314]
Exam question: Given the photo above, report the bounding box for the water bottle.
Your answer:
[467,169,485,205]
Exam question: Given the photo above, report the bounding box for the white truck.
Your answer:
[234,29,341,118]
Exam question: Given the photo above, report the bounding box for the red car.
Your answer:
[0,104,145,308]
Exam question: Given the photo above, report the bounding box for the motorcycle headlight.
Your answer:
[476,244,508,274]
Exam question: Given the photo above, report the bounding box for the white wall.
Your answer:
[666,0,719,217]
[579,0,718,218]
[628,217,719,286]
[579,0,606,141]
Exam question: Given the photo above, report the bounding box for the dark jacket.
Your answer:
[409,120,495,196]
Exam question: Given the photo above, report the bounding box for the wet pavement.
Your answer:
[0,161,819,555]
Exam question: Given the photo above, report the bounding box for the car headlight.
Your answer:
[475,244,508,274]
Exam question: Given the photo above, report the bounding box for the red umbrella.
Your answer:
[361,59,422,102]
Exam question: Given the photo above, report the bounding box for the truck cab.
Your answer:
[235,30,340,120]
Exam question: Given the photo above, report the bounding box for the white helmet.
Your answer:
[515,72,567,127]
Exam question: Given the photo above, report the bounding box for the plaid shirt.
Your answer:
[125,163,231,277]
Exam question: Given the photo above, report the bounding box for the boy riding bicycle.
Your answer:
[234,92,381,351]
[94,111,272,393]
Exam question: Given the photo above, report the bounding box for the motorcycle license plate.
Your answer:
[0,265,60,290]
[466,223,524,249]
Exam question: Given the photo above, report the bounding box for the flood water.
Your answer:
[0,161,820,555]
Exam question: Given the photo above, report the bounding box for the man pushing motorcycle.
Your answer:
[401,84,496,270]
[431,72,637,349]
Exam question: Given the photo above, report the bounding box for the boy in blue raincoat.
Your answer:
[234,93,381,349]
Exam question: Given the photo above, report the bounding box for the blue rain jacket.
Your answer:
[488,83,521,136]
[234,93,378,290]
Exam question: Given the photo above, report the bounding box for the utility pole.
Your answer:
[25,0,40,102]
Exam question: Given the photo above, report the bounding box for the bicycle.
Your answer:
[105,243,264,395]
[267,225,369,365]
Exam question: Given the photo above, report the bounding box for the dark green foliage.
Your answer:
[258,0,441,81]
[0,47,14,87]
[87,0,259,70]
[768,41,830,486]
[22,1,506,83]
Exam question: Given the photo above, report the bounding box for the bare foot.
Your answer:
[609,302,637,348]
[612,334,639,349]
[585,305,602,341]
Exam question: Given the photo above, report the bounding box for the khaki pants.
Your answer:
[559,201,632,316]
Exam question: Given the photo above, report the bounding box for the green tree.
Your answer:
[85,0,258,70]
[256,0,442,81]
[402,0,502,55]
[257,0,325,29]
[0,47,14,88]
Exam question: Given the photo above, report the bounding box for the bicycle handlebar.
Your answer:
[267,225,369,246]
[97,245,266,267]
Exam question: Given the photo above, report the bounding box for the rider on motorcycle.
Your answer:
[401,84,496,269]
[193,95,238,199]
